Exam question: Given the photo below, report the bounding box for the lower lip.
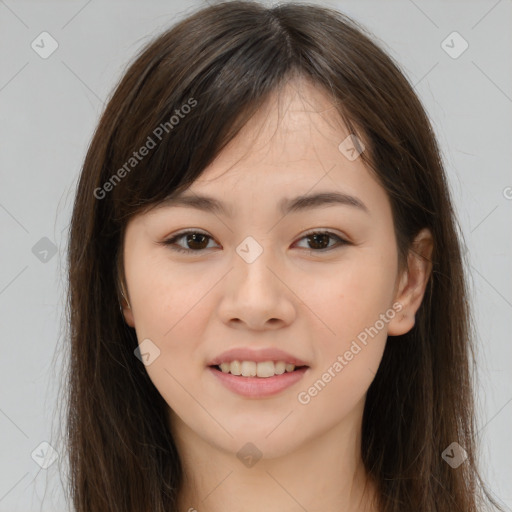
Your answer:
[208,366,309,398]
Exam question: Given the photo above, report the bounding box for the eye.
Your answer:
[160,229,350,254]
[161,230,219,254]
[293,230,349,252]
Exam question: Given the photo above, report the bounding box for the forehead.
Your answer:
[173,77,386,215]
[198,77,352,179]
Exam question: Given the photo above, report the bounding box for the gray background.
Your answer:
[0,0,511,510]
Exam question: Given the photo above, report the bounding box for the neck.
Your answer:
[170,402,379,512]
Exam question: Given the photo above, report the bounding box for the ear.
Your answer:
[118,280,135,327]
[387,228,434,336]
[121,296,135,328]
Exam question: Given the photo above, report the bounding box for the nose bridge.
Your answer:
[217,233,296,329]
[233,234,279,296]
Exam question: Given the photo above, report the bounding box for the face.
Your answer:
[121,77,425,459]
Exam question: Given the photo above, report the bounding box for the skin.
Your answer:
[121,76,433,512]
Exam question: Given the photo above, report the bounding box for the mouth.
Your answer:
[206,348,310,397]
[209,360,309,378]
[208,362,309,398]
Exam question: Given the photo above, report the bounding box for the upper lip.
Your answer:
[208,347,309,367]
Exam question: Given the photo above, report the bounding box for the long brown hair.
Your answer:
[60,1,504,510]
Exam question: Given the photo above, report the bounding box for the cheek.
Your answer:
[126,249,216,340]
[127,261,216,416]
[296,293,389,427]
[306,246,397,344]
[297,249,396,408]
[125,252,219,401]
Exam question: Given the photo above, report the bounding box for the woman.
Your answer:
[63,1,504,510]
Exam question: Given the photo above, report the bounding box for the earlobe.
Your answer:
[119,281,135,327]
[387,228,434,336]
[387,310,415,336]
[121,301,135,327]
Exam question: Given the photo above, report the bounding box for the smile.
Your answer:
[214,360,305,378]
[208,363,309,398]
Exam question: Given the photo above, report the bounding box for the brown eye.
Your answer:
[306,233,332,250]
[161,229,349,255]
[181,233,210,250]
[162,231,218,254]
[294,231,349,252]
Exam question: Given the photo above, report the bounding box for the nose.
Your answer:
[217,241,296,331]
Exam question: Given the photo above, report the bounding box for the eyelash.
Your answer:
[161,229,350,255]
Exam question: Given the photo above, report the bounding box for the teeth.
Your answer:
[217,360,298,378]
[230,360,241,375]
[241,361,257,377]
[274,361,286,375]
[285,363,295,372]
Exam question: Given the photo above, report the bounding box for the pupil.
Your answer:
[309,233,328,249]
[188,234,207,249]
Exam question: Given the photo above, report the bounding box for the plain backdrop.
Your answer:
[0,1,511,510]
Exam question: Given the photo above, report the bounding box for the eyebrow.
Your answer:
[159,191,369,217]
